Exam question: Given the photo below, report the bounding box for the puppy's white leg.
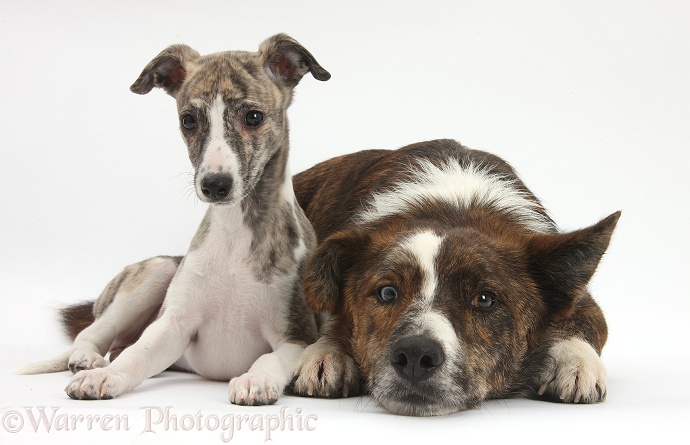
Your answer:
[68,257,177,373]
[228,342,305,406]
[292,335,360,398]
[65,311,198,400]
[537,337,607,403]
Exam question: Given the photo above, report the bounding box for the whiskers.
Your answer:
[173,171,200,206]
[172,170,263,211]
[241,188,260,209]
[355,394,377,413]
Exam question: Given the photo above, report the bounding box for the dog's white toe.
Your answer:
[228,373,281,406]
[68,349,107,374]
[65,368,126,400]
[292,339,360,398]
[538,337,607,403]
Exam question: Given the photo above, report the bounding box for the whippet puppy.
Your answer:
[20,34,329,406]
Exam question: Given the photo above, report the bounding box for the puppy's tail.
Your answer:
[16,301,96,375]
[60,301,96,340]
[16,351,70,375]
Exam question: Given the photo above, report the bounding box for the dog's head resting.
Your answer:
[130,34,330,204]
[304,211,620,416]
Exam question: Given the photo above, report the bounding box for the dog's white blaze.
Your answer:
[421,310,460,355]
[358,160,553,233]
[201,94,243,200]
[410,308,462,364]
[401,231,443,302]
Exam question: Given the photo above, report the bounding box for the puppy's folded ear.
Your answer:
[259,33,331,87]
[130,44,201,97]
[303,229,367,314]
[527,211,621,320]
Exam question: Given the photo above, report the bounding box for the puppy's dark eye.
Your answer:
[181,114,197,131]
[377,286,399,304]
[472,291,497,310]
[245,110,264,127]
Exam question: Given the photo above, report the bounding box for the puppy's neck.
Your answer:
[240,140,296,228]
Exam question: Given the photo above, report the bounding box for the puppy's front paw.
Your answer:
[228,373,281,406]
[68,349,107,374]
[65,368,127,400]
[291,339,360,398]
[537,338,607,404]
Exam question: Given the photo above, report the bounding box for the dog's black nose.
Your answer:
[391,336,445,385]
[201,174,233,201]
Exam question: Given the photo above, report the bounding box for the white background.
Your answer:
[1,0,689,443]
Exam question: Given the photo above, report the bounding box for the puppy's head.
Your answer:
[130,34,330,204]
[304,212,620,416]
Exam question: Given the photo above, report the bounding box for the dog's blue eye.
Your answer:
[181,114,197,130]
[245,110,264,127]
[377,286,398,304]
[473,291,497,310]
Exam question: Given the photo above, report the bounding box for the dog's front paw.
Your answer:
[228,373,281,406]
[65,368,127,400]
[68,349,107,374]
[291,338,360,398]
[537,338,607,404]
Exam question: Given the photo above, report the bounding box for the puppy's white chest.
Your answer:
[169,209,292,380]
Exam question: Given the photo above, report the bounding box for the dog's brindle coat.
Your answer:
[290,140,618,416]
[20,34,329,405]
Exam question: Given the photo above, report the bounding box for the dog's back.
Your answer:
[294,139,554,238]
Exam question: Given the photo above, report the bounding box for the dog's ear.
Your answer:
[259,33,331,87]
[303,229,367,314]
[130,44,201,97]
[527,211,621,320]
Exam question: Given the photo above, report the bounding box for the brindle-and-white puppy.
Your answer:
[20,34,329,405]
[290,139,619,416]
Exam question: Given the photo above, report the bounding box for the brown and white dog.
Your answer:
[20,34,329,406]
[290,139,619,416]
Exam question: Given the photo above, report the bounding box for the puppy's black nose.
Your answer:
[391,336,445,385]
[201,174,233,201]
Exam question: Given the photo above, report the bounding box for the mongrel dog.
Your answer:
[290,139,619,416]
[20,34,330,405]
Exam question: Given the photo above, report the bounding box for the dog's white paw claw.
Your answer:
[65,368,126,400]
[538,338,607,404]
[68,349,107,374]
[228,373,281,406]
[292,340,360,398]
